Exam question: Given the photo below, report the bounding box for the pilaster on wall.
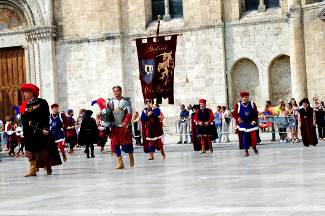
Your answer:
[25,26,57,102]
[287,0,308,101]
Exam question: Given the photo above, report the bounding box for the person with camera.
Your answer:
[177,104,189,144]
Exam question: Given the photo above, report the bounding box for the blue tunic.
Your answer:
[237,102,258,132]
[50,113,65,142]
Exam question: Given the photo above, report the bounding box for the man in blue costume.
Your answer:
[232,92,259,157]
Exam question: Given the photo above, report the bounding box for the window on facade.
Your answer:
[170,0,183,18]
[152,0,183,20]
[152,0,165,20]
[245,0,260,11]
[265,0,280,8]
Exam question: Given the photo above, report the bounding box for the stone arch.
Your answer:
[230,58,261,108]
[269,54,292,106]
[0,0,45,27]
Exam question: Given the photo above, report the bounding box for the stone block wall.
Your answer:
[303,5,325,100]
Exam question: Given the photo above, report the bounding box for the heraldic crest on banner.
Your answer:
[136,35,177,104]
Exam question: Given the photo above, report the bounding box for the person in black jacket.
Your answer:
[20,84,62,177]
[315,101,325,140]
[79,110,99,158]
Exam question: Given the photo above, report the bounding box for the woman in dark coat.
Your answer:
[298,98,318,147]
[79,110,99,158]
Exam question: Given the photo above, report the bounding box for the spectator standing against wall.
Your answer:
[221,106,231,143]
[187,104,193,143]
[315,101,325,141]
[214,106,222,143]
[312,97,319,109]
[275,99,284,116]
[177,104,189,144]
[278,104,288,143]
[287,103,298,143]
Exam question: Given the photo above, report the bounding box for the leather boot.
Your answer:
[129,153,134,167]
[85,149,90,158]
[24,160,37,177]
[209,143,213,153]
[91,145,95,158]
[42,158,52,175]
[200,145,206,154]
[245,150,249,157]
[252,146,258,155]
[115,156,124,169]
[148,152,154,160]
[161,150,166,159]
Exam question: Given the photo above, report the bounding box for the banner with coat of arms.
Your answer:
[136,34,177,104]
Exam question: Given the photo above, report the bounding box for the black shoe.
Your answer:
[177,141,182,144]
[184,141,187,144]
[87,154,90,158]
[91,154,95,158]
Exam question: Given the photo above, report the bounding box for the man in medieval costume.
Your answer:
[194,99,216,154]
[50,103,73,162]
[66,109,77,155]
[78,110,99,158]
[298,98,318,147]
[141,99,166,160]
[108,86,134,169]
[190,104,203,151]
[20,84,62,177]
[232,92,259,157]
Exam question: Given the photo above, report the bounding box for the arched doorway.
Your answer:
[231,58,261,107]
[269,55,291,106]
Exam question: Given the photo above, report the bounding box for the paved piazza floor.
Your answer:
[1,133,325,215]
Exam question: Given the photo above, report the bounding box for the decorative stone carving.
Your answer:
[25,25,56,41]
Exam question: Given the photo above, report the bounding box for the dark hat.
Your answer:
[85,110,93,117]
[299,98,310,106]
[9,116,14,121]
[193,104,200,109]
[68,109,73,115]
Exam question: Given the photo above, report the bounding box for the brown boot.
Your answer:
[24,160,37,177]
[101,148,106,153]
[42,158,52,175]
[161,150,166,159]
[115,156,124,169]
[22,152,26,157]
[16,150,20,157]
[209,143,213,153]
[245,150,249,157]
[148,152,154,160]
[252,146,258,155]
[129,153,134,167]
[111,151,117,156]
[200,145,206,154]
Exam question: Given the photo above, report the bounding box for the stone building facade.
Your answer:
[0,0,324,132]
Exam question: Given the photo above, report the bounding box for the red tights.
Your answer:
[201,138,211,146]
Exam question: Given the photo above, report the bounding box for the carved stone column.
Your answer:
[163,0,171,22]
[258,0,266,12]
[287,0,308,101]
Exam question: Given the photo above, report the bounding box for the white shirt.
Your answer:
[5,122,9,132]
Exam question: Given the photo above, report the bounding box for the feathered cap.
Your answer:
[91,98,107,111]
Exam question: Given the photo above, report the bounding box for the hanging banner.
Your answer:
[136,34,177,104]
